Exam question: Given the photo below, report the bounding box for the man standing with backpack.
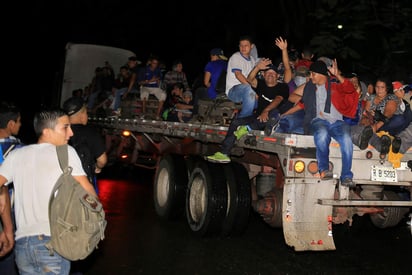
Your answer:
[0,108,97,274]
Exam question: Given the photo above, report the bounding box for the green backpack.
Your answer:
[46,144,107,261]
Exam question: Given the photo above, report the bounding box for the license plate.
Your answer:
[371,165,397,182]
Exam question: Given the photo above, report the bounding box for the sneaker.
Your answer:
[380,135,391,155]
[391,136,401,153]
[264,116,280,136]
[341,178,356,188]
[234,125,249,140]
[358,125,373,150]
[320,170,334,180]
[206,152,231,163]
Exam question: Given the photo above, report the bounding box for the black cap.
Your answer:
[263,64,279,73]
[309,61,328,76]
[62,97,85,116]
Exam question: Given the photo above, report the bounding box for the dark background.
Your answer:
[4,0,412,143]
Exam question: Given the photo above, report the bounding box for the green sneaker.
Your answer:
[206,152,231,163]
[234,125,249,140]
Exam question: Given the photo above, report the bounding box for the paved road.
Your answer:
[80,164,411,275]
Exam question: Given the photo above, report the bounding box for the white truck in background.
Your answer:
[55,42,136,108]
[61,43,412,251]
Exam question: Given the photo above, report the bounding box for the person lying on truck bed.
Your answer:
[206,57,289,163]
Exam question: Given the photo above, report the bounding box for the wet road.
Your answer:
[80,164,411,275]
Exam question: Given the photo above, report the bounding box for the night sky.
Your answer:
[11,0,317,102]
[5,0,412,142]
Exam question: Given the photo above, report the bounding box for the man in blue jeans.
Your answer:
[296,60,359,187]
[206,60,289,163]
[0,109,97,274]
[225,35,258,118]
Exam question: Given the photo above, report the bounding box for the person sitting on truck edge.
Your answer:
[296,60,359,187]
[112,56,141,113]
[225,35,259,119]
[138,55,167,120]
[206,58,289,163]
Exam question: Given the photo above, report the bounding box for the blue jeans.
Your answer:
[275,110,304,134]
[0,248,18,275]
[15,235,70,275]
[379,114,408,136]
[113,87,138,110]
[310,118,353,181]
[227,84,256,118]
[221,115,256,155]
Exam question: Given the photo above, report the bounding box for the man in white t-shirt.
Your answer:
[225,35,258,118]
[0,109,97,274]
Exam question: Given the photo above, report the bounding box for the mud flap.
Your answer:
[282,179,337,251]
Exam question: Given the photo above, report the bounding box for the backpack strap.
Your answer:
[51,145,73,195]
[47,144,71,255]
[56,144,69,172]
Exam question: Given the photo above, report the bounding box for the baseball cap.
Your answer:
[392,81,404,91]
[263,64,279,73]
[183,91,193,98]
[210,48,227,60]
[63,97,85,116]
[309,61,328,76]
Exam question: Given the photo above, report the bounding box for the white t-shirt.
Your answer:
[225,52,257,95]
[0,143,86,240]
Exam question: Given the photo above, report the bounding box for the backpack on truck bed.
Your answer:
[46,144,107,261]
[215,69,227,94]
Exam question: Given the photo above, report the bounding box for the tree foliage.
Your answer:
[307,0,412,78]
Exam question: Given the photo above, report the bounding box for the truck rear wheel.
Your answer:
[186,160,227,236]
[153,155,187,220]
[370,190,409,228]
[221,162,251,237]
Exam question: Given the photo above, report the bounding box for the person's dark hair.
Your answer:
[239,35,254,44]
[375,76,393,94]
[172,59,182,66]
[301,46,314,58]
[288,50,299,62]
[33,109,67,137]
[0,101,20,128]
[173,82,184,90]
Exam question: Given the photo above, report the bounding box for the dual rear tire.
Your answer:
[153,155,251,236]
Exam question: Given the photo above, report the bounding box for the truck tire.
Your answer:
[153,155,187,220]
[370,190,409,228]
[221,162,251,237]
[186,160,228,236]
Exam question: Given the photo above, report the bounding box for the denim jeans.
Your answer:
[113,87,138,110]
[221,115,256,155]
[275,110,305,134]
[227,84,256,118]
[379,113,408,136]
[0,248,18,275]
[15,235,70,275]
[311,118,353,181]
